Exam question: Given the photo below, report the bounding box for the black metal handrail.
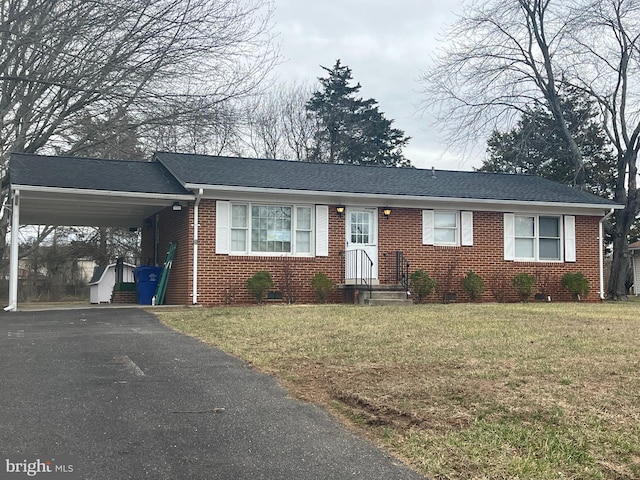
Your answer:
[395,251,410,297]
[344,249,373,298]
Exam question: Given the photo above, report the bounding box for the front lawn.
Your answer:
[156,303,640,480]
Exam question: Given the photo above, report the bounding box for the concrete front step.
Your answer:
[363,297,414,306]
[359,288,413,306]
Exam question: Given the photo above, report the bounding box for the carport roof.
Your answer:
[8,153,194,227]
[10,153,190,194]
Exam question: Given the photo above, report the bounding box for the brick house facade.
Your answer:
[147,152,618,306]
[6,152,620,310]
[145,202,604,305]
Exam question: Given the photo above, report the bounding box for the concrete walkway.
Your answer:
[0,309,425,479]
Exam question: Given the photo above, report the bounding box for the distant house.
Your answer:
[5,152,622,309]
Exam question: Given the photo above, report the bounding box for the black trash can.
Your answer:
[135,266,163,305]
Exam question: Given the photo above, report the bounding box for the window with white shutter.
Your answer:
[215,201,320,257]
[422,210,473,246]
[504,213,569,262]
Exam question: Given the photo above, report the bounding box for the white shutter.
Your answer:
[564,215,576,262]
[422,210,434,245]
[315,205,329,257]
[504,213,515,260]
[461,211,474,246]
[215,201,230,254]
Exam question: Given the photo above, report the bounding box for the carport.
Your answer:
[4,153,194,311]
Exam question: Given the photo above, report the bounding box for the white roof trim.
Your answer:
[12,184,195,201]
[187,183,622,212]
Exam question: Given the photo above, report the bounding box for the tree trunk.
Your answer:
[608,150,638,299]
[608,210,632,300]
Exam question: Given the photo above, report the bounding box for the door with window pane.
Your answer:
[345,208,378,282]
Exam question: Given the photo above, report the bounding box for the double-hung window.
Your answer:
[422,210,473,246]
[434,211,459,245]
[228,203,313,255]
[231,204,249,252]
[295,206,313,254]
[511,215,562,261]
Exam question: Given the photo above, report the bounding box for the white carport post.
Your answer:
[192,189,203,305]
[4,189,20,311]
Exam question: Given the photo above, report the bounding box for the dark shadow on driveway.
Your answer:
[0,309,426,479]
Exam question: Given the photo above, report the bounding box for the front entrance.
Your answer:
[345,207,378,283]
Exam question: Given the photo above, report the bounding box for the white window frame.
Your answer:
[511,214,563,262]
[229,202,314,256]
[423,210,473,247]
[434,210,459,246]
[295,206,313,254]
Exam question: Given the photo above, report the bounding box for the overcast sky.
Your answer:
[269,0,475,171]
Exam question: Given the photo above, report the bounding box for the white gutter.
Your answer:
[11,183,195,202]
[182,183,622,213]
[4,189,20,311]
[599,208,615,300]
[192,189,203,305]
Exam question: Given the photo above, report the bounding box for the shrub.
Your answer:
[560,272,590,300]
[279,256,297,304]
[246,271,274,304]
[512,273,537,302]
[462,270,485,302]
[489,271,509,303]
[311,273,334,303]
[410,269,437,303]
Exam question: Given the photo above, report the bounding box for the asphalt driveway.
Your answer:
[0,308,425,479]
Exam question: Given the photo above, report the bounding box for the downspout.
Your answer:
[4,189,19,311]
[192,189,203,305]
[599,208,615,300]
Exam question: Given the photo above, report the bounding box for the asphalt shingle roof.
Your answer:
[10,153,190,195]
[155,152,618,206]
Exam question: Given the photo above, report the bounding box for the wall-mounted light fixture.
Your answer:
[172,201,182,211]
[336,205,345,217]
[383,207,392,218]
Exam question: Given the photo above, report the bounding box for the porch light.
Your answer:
[336,205,345,217]
[172,201,182,211]
[383,207,392,218]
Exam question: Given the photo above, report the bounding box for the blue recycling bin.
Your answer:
[135,266,163,305]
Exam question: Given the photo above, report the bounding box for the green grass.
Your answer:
[156,303,640,480]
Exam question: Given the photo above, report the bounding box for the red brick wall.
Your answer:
[144,202,603,305]
[140,206,193,305]
[194,200,345,305]
[378,209,602,302]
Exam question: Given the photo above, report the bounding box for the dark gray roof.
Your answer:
[88,265,107,284]
[155,152,618,206]
[10,153,190,195]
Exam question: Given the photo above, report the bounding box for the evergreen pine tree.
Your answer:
[306,60,410,166]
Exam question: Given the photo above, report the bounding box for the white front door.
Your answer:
[345,207,378,283]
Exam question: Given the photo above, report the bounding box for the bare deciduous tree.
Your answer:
[145,100,243,156]
[0,0,277,266]
[239,81,316,160]
[422,0,640,299]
